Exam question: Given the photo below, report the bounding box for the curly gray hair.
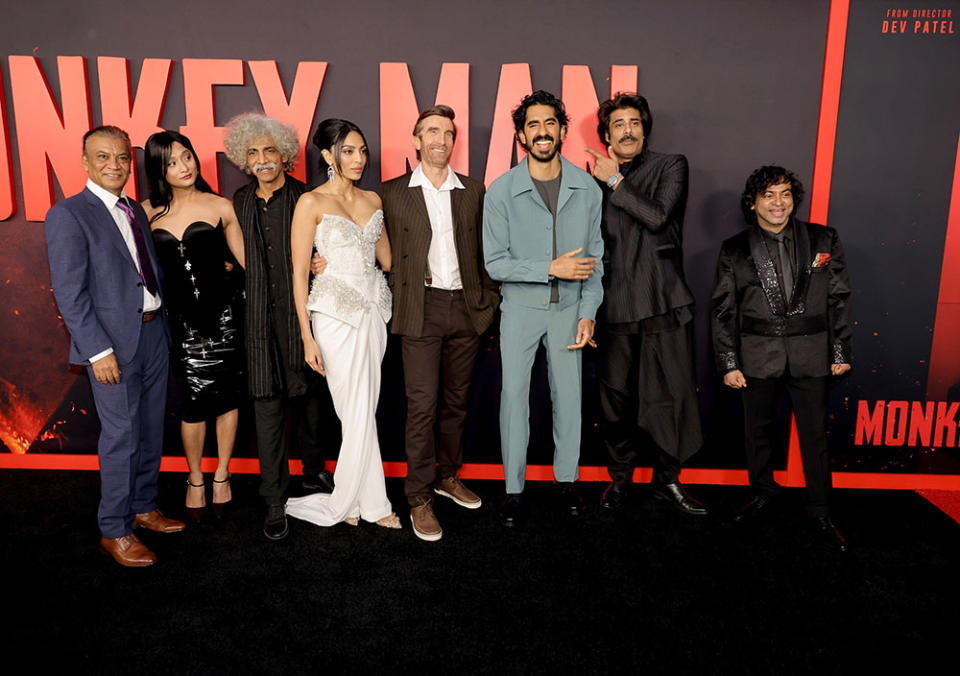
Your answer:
[223,112,300,173]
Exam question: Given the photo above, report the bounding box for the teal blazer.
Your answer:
[483,156,604,320]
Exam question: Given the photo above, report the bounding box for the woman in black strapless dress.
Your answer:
[143,131,245,520]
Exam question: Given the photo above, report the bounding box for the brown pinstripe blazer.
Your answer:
[381,171,500,337]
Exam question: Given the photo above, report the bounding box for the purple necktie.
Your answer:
[116,198,160,297]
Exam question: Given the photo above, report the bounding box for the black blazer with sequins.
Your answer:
[711,218,852,379]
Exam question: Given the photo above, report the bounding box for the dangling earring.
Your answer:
[327,165,335,184]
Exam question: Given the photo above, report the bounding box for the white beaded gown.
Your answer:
[285,210,394,526]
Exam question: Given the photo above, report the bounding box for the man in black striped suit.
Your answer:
[585,94,708,515]
[224,113,334,541]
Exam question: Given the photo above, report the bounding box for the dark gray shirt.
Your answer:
[532,171,561,303]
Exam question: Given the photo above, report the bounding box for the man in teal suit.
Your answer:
[483,90,604,526]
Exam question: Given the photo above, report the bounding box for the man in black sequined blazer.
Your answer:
[711,165,852,549]
[585,93,707,515]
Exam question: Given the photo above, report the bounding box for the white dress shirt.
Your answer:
[408,164,465,290]
[86,179,162,363]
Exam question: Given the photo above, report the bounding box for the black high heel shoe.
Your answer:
[185,478,206,523]
[212,474,232,518]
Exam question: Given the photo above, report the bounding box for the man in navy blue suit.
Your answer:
[45,125,184,567]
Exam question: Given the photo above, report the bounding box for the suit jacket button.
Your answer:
[137,282,143,288]
[137,308,143,313]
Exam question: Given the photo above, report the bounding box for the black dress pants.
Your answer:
[254,388,324,506]
[741,374,831,516]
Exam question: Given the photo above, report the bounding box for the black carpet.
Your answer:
[2,470,959,674]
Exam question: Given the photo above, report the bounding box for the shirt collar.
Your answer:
[760,221,794,243]
[86,178,128,210]
[408,164,464,192]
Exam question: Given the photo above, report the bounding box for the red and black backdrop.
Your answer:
[1,0,959,490]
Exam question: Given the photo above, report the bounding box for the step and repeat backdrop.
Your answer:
[1,0,958,485]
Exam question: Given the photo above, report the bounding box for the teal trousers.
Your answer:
[499,300,582,494]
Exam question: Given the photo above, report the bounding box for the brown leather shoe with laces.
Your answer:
[100,533,157,567]
[410,498,442,541]
[434,476,481,509]
[133,509,186,533]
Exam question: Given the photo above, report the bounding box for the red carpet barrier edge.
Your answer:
[4,453,960,490]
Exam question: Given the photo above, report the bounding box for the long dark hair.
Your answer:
[144,130,213,223]
[312,118,368,180]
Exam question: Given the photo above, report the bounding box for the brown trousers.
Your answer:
[401,288,480,506]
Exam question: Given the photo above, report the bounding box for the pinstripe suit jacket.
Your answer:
[381,171,499,337]
[598,148,695,324]
[234,175,309,398]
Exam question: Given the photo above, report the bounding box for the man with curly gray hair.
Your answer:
[224,112,333,541]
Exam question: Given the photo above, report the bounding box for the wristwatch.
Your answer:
[606,172,622,188]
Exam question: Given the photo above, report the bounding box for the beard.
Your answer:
[525,134,562,163]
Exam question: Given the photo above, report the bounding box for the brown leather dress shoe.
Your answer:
[100,534,157,567]
[410,498,442,542]
[134,509,186,533]
[434,475,482,509]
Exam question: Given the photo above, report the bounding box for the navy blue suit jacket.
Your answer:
[44,187,167,365]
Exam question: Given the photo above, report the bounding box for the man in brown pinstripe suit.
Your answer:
[381,105,500,541]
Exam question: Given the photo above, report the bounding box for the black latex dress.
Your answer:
[153,220,245,422]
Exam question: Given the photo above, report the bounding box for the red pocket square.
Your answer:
[812,253,831,268]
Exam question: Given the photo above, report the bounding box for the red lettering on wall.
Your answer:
[378,63,469,182]
[907,400,934,446]
[560,65,638,170]
[933,401,959,447]
[9,56,92,221]
[855,400,884,445]
[0,64,15,219]
[98,57,173,200]
[483,64,532,187]
[249,61,327,183]
[884,400,908,445]
[179,59,245,193]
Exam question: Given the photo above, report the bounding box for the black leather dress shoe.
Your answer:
[652,481,709,516]
[600,482,626,511]
[557,482,585,517]
[302,470,335,494]
[726,494,774,526]
[263,504,289,541]
[815,516,848,553]
[499,494,522,528]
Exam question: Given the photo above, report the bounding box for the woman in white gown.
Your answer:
[287,119,400,529]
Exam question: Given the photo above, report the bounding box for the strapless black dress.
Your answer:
[153,220,245,423]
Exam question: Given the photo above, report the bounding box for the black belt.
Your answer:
[741,314,826,337]
[142,310,160,323]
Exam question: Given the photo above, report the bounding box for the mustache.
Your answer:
[253,162,279,173]
[619,134,638,143]
[532,134,555,144]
